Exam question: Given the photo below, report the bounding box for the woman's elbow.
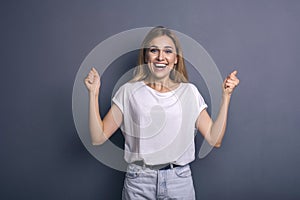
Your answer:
[90,130,108,146]
[91,138,106,146]
[92,141,104,146]
[207,139,222,148]
[214,143,221,148]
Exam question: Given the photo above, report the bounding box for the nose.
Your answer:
[157,50,165,61]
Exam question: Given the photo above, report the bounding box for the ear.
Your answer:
[175,55,178,65]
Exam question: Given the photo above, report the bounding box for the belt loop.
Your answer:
[170,163,174,169]
[142,162,146,170]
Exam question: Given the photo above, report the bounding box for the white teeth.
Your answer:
[155,64,166,68]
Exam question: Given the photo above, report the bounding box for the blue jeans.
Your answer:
[122,163,196,200]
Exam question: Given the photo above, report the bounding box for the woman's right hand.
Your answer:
[85,67,101,95]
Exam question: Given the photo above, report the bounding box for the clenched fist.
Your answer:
[85,67,101,95]
[223,70,240,96]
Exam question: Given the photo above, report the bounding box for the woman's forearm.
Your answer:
[197,70,239,148]
[88,92,106,145]
[210,94,231,147]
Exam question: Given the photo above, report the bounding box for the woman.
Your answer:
[85,26,239,200]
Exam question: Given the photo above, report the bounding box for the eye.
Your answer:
[149,48,158,53]
[164,49,173,54]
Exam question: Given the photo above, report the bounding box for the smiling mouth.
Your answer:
[154,63,167,68]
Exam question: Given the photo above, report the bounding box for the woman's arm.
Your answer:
[85,68,123,145]
[196,70,239,148]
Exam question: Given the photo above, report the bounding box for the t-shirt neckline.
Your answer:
[141,81,182,95]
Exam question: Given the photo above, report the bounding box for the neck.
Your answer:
[145,77,176,92]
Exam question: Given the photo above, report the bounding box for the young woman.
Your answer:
[85,26,239,200]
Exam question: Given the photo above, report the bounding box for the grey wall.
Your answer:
[1,0,300,199]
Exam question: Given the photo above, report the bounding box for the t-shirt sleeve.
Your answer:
[190,84,208,114]
[111,84,126,113]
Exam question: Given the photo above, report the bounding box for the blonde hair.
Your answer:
[131,26,188,83]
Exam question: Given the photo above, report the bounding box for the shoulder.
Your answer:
[180,82,199,92]
[179,82,205,99]
[114,81,143,94]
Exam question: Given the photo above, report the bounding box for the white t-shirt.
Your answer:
[112,81,207,165]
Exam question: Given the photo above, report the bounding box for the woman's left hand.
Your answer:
[223,70,240,96]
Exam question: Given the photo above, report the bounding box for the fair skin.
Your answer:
[84,35,240,147]
[144,36,178,92]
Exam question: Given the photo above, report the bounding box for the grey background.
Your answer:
[1,0,300,199]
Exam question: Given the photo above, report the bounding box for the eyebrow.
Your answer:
[149,45,174,49]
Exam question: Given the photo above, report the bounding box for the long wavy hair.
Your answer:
[131,26,188,83]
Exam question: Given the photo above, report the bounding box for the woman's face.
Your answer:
[146,35,178,80]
